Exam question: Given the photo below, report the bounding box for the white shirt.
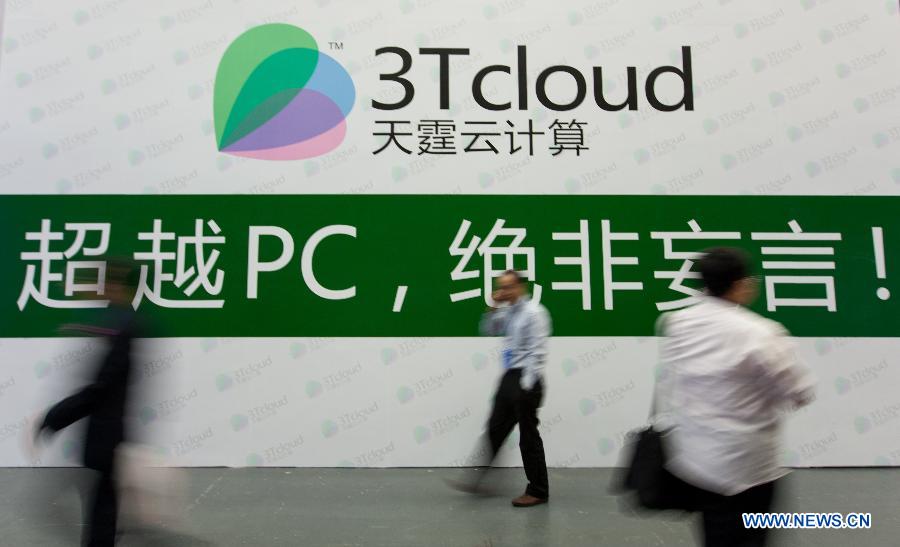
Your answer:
[656,296,816,496]
[480,296,552,390]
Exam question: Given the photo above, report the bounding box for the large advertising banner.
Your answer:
[0,0,898,467]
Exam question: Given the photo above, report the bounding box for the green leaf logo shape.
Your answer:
[214,24,355,160]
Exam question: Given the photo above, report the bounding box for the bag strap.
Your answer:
[648,313,670,421]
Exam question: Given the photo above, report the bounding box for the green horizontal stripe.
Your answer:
[0,195,895,337]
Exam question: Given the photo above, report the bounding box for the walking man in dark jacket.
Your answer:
[37,260,143,546]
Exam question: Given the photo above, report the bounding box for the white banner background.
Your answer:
[1,337,898,467]
[0,0,898,467]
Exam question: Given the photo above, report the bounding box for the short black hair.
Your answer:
[697,247,751,297]
[499,269,524,284]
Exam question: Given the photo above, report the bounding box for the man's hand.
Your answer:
[793,391,815,409]
[491,289,504,305]
[22,414,48,464]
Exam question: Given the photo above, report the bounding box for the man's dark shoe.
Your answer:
[511,494,548,507]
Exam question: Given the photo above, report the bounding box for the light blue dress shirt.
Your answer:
[480,296,552,390]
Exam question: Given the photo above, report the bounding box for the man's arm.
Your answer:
[40,388,97,434]
[752,324,816,409]
[519,307,551,390]
[479,306,510,336]
[40,340,128,434]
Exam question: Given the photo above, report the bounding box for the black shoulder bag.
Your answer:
[612,318,695,511]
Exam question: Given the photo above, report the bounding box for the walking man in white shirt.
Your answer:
[657,247,816,546]
[450,270,552,507]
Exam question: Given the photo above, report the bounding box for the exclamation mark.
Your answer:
[872,227,890,300]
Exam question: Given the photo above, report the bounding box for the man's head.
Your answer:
[493,269,527,304]
[105,258,138,306]
[697,247,758,305]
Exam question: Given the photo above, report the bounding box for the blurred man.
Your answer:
[452,270,552,507]
[656,248,815,547]
[36,260,144,546]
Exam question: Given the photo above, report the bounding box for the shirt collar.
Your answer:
[510,295,530,310]
[701,294,741,310]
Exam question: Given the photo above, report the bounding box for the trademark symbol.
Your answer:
[329,41,344,50]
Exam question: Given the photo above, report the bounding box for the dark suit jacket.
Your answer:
[41,307,141,472]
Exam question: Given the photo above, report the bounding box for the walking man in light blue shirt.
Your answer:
[451,269,552,507]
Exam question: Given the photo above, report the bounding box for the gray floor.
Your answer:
[0,468,896,546]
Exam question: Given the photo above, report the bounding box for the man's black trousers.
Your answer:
[481,368,549,499]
